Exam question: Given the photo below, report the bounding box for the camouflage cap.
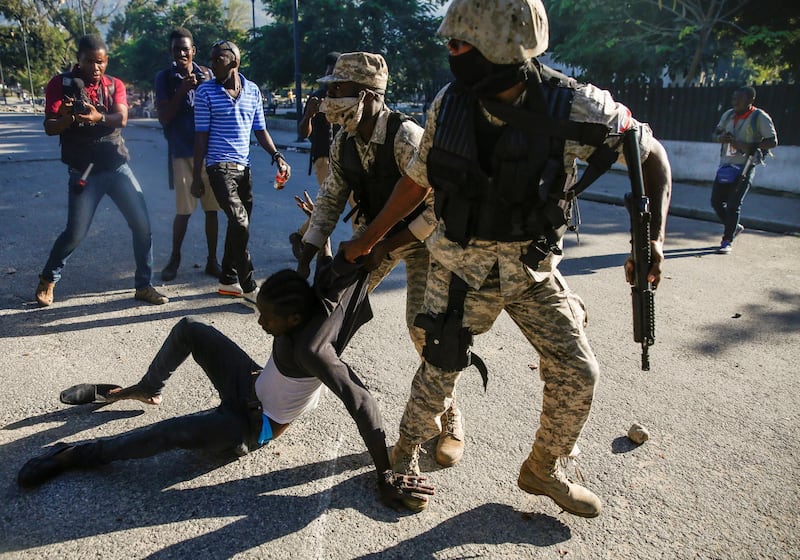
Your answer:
[438,0,549,64]
[317,52,388,93]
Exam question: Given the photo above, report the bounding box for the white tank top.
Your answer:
[255,355,324,424]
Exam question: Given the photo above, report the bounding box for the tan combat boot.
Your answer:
[518,444,602,518]
[35,276,55,307]
[390,436,428,512]
[435,406,464,467]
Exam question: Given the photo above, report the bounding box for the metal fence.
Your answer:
[605,83,799,146]
[419,73,798,145]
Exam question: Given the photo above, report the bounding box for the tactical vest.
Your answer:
[339,111,424,234]
[59,72,129,172]
[426,63,614,249]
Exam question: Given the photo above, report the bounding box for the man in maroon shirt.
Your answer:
[35,34,167,307]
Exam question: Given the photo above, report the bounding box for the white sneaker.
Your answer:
[218,282,243,297]
[243,286,259,306]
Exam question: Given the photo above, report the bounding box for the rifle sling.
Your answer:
[447,273,488,390]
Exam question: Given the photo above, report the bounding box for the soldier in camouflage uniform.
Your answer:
[295,52,466,475]
[342,0,672,516]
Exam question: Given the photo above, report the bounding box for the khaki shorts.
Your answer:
[313,156,330,187]
[172,157,220,215]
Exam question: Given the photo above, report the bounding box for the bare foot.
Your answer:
[107,385,162,405]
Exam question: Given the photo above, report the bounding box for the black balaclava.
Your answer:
[449,47,524,97]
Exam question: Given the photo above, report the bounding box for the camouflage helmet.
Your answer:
[438,0,549,64]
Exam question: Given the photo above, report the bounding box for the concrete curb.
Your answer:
[580,191,798,236]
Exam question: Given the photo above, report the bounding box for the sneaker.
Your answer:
[435,407,465,467]
[734,224,744,239]
[717,240,732,254]
[218,281,243,297]
[205,257,222,279]
[35,276,55,307]
[243,286,259,306]
[160,255,180,281]
[134,286,169,305]
[518,446,602,518]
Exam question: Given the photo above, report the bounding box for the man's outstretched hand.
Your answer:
[379,470,435,511]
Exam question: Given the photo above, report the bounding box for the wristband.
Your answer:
[271,151,284,166]
[100,113,107,124]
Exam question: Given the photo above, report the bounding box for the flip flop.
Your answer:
[59,383,122,405]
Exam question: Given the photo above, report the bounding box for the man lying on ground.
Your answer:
[18,261,433,511]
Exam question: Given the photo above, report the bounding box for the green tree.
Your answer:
[248,0,448,100]
[545,0,752,85]
[107,0,249,90]
[733,0,800,82]
[1,1,75,94]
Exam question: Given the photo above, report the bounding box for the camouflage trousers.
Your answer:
[366,238,429,355]
[398,261,599,458]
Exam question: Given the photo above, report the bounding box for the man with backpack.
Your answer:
[155,27,222,281]
[35,35,168,307]
[710,86,778,254]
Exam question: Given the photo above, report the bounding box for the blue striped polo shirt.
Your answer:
[194,73,266,166]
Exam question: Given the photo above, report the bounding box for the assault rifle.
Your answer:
[734,142,763,193]
[622,129,655,371]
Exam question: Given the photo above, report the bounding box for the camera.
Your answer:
[72,98,92,115]
[69,77,92,115]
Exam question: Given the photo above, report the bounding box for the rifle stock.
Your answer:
[622,129,655,370]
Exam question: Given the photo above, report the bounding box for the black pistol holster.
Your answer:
[414,273,488,390]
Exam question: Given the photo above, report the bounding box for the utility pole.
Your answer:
[0,58,6,105]
[20,22,35,106]
[292,0,303,140]
[250,0,256,37]
[77,0,86,35]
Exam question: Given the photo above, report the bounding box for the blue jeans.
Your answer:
[710,166,755,242]
[69,317,263,467]
[207,164,256,292]
[40,163,154,289]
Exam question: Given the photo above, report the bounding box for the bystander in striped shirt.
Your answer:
[194,73,266,166]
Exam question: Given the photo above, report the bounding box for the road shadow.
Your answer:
[1,449,406,558]
[1,406,147,497]
[664,246,720,258]
[692,288,800,354]
[559,252,629,276]
[4,406,144,432]
[0,292,253,340]
[611,436,640,454]
[4,450,570,559]
[355,504,571,559]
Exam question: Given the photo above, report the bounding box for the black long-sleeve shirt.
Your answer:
[271,257,390,474]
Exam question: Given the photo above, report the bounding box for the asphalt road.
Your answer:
[1,114,798,559]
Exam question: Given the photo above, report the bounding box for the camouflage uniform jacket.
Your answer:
[303,105,437,249]
[405,80,657,290]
